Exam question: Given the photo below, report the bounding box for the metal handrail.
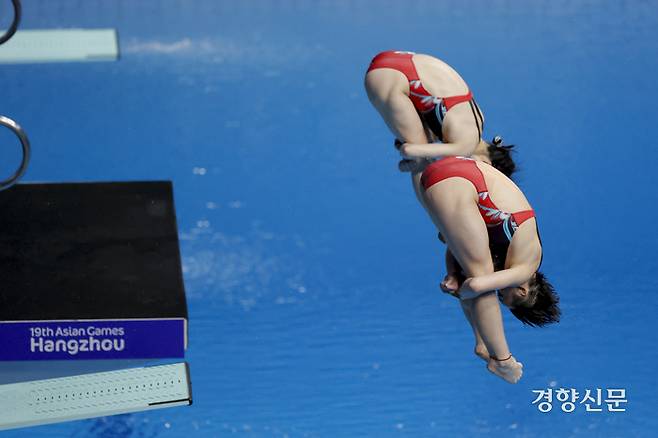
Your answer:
[0,0,21,45]
[0,115,30,191]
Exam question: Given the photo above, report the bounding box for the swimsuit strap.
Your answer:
[443,90,473,111]
[511,210,535,226]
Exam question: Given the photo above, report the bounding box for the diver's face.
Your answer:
[498,284,529,309]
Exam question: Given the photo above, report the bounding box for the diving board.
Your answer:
[0,29,119,64]
[0,362,192,431]
[0,181,189,384]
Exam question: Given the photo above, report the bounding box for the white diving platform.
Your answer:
[0,29,119,64]
[0,362,191,431]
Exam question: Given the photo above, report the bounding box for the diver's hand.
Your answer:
[398,158,428,173]
[398,158,414,172]
[398,142,416,159]
[395,139,417,172]
[457,277,479,300]
[440,274,460,298]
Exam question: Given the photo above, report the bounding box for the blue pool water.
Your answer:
[2,1,657,436]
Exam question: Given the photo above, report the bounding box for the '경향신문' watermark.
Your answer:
[531,388,627,413]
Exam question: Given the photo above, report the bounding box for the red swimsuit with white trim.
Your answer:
[421,156,538,268]
[367,51,482,141]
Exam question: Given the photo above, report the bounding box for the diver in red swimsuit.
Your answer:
[422,156,560,382]
[365,50,516,177]
[368,51,481,144]
[365,51,529,383]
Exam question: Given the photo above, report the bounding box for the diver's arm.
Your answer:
[400,117,480,158]
[459,222,541,299]
[400,141,473,159]
[458,265,534,300]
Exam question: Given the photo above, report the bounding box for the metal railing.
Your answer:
[1,1,28,191]
[0,0,20,45]
[0,115,30,191]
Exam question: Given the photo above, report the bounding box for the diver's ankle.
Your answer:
[490,353,513,362]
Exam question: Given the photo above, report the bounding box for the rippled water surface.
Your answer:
[2,1,657,436]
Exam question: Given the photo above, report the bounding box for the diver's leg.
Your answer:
[424,178,522,383]
[460,300,489,362]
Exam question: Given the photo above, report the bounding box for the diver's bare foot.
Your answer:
[487,355,523,384]
[474,343,490,363]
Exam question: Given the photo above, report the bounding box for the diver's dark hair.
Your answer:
[487,135,517,178]
[510,271,560,327]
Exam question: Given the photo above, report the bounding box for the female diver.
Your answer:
[364,50,516,179]
[364,51,558,383]
[422,156,560,383]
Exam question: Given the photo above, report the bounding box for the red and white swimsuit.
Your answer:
[367,50,483,142]
[421,156,538,267]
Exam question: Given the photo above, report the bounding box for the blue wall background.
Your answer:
[1,1,657,436]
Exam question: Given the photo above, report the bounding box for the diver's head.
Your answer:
[498,271,560,327]
[478,135,517,178]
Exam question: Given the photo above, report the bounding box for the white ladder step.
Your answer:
[0,362,191,431]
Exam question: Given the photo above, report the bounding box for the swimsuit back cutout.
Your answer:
[367,51,479,141]
[421,157,536,267]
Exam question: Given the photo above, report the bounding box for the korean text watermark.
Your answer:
[531,388,627,413]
